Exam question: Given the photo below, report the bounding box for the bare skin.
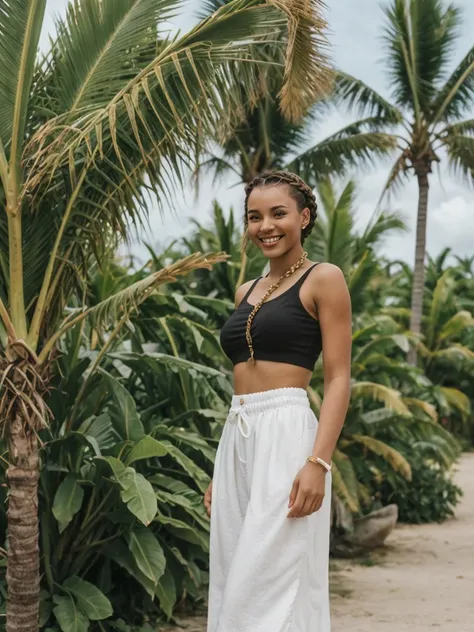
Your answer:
[204,183,352,520]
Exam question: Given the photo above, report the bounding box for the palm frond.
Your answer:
[350,434,412,480]
[351,381,410,416]
[23,1,328,348]
[331,71,402,123]
[383,0,460,116]
[288,123,397,185]
[431,44,474,124]
[270,0,333,122]
[378,150,413,201]
[357,209,407,257]
[38,252,227,362]
[439,310,474,342]
[426,270,451,348]
[25,2,287,192]
[199,0,230,18]
[200,0,334,119]
[346,250,380,312]
[402,397,438,421]
[0,0,46,163]
[439,118,474,137]
[310,179,355,274]
[331,450,360,513]
[431,344,474,363]
[307,385,322,415]
[439,386,471,417]
[443,134,474,184]
[51,0,183,116]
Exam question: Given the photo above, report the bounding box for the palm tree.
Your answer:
[197,2,396,186]
[0,1,331,630]
[331,0,474,363]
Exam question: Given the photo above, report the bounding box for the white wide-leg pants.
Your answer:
[207,388,331,632]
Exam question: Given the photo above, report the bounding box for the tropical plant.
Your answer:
[330,0,474,363]
[0,0,332,629]
[308,312,461,518]
[376,452,463,523]
[0,271,233,628]
[381,251,474,441]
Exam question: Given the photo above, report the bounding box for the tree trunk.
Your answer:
[407,170,430,365]
[6,416,40,632]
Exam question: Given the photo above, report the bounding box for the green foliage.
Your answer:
[376,454,463,524]
[0,253,233,626]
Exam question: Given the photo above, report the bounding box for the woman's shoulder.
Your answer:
[307,262,348,298]
[310,261,344,280]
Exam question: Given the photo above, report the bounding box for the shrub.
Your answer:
[377,454,463,524]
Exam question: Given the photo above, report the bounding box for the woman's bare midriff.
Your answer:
[233,360,313,395]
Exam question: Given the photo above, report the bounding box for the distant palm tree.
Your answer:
[332,0,474,363]
[197,1,396,186]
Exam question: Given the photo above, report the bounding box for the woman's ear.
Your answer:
[301,207,311,229]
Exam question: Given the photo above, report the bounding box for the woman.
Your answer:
[204,170,352,632]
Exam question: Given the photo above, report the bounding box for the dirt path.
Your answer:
[331,452,474,631]
[159,453,474,632]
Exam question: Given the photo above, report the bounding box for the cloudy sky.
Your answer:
[41,0,474,265]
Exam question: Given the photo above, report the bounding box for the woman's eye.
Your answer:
[275,211,286,217]
[248,215,260,221]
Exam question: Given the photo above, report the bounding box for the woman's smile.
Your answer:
[259,235,284,247]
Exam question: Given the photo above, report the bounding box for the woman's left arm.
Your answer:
[287,264,351,519]
[311,263,352,463]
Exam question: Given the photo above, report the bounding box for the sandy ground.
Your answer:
[159,453,474,632]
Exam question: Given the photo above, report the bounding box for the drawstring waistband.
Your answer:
[227,388,310,464]
[230,387,309,416]
[227,407,252,439]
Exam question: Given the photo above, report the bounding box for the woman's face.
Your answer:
[246,184,309,258]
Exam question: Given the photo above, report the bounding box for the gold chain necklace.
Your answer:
[245,251,308,364]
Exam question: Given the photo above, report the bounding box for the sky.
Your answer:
[41,0,474,265]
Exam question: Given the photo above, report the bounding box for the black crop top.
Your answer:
[220,264,322,371]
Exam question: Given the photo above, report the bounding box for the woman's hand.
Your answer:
[287,462,326,518]
[204,480,213,517]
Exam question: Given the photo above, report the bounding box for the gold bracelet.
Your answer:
[306,456,332,473]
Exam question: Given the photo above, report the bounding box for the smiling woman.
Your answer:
[205,171,352,632]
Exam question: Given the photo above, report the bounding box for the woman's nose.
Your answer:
[261,218,275,231]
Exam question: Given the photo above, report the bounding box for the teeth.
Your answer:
[261,236,282,243]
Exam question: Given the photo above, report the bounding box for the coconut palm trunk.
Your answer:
[408,169,430,365]
[6,418,40,632]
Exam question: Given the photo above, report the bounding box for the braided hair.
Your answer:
[241,170,319,363]
[242,170,318,253]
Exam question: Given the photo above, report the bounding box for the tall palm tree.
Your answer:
[331,0,474,363]
[0,1,331,630]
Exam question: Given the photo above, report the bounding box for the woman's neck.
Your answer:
[267,246,306,280]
